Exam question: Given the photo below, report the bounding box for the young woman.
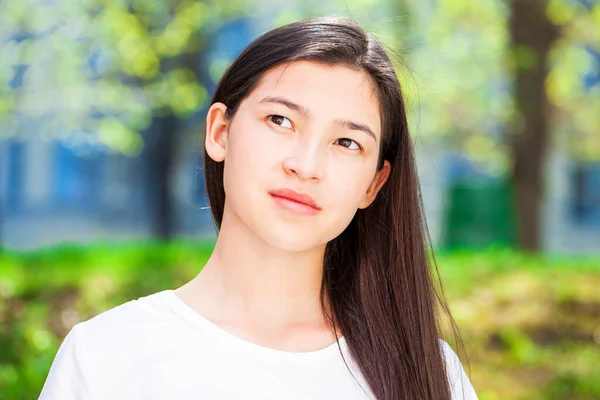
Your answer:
[40,16,478,400]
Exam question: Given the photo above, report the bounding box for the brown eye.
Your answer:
[268,115,293,129]
[336,138,361,150]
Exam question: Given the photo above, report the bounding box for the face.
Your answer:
[205,60,391,252]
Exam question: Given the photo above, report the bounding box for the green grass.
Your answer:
[0,241,598,399]
[433,249,600,400]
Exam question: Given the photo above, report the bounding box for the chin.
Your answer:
[252,211,350,253]
[259,227,323,253]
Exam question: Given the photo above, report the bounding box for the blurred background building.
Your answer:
[0,0,599,253]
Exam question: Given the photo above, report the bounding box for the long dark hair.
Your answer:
[203,15,464,400]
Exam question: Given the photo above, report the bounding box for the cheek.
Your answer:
[321,164,374,231]
[326,162,374,205]
[222,119,277,195]
[228,118,278,167]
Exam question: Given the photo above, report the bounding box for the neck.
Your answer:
[190,205,329,326]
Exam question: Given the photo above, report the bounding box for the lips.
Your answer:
[268,188,321,210]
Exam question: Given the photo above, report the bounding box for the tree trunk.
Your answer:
[508,0,560,251]
[146,50,203,240]
[148,114,178,240]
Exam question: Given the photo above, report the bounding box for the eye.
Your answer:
[335,138,361,151]
[268,115,293,130]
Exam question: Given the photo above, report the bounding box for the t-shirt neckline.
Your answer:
[155,289,348,362]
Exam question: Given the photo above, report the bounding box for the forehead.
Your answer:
[245,61,381,134]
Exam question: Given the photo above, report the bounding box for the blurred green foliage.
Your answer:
[437,249,600,400]
[0,242,599,399]
[0,0,246,155]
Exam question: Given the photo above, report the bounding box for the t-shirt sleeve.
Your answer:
[39,324,94,400]
[439,340,479,400]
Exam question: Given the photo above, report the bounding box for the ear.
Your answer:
[358,160,391,209]
[205,102,229,162]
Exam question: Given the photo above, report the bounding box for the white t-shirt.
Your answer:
[39,290,478,400]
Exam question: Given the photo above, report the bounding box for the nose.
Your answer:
[282,139,325,181]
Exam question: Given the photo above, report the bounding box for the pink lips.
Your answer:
[269,188,321,216]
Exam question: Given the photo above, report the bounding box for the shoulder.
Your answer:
[40,291,183,398]
[69,290,187,351]
[77,290,175,336]
[438,339,479,400]
[64,290,186,370]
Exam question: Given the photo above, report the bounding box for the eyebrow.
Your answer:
[260,96,309,116]
[259,96,377,142]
